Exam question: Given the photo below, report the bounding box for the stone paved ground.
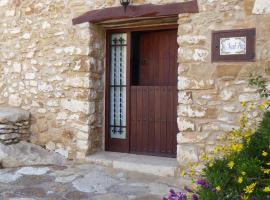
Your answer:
[0,164,184,200]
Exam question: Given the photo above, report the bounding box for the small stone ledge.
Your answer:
[86,152,179,177]
[0,107,30,145]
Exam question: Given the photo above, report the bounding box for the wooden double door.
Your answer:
[106,28,178,157]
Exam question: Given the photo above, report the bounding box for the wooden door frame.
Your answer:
[105,25,178,153]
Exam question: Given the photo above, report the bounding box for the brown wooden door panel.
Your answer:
[138,30,177,86]
[129,29,177,157]
[130,86,177,157]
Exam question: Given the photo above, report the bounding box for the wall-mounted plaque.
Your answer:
[212,28,256,62]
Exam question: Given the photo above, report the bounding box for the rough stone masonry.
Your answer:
[0,0,269,171]
[0,107,30,144]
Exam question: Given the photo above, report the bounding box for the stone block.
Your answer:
[223,103,242,113]
[178,77,215,90]
[179,48,209,63]
[253,0,270,14]
[177,118,195,132]
[177,132,210,144]
[239,93,260,102]
[64,77,90,88]
[0,0,8,7]
[8,94,22,107]
[61,99,90,114]
[0,129,14,134]
[178,105,206,118]
[220,88,235,101]
[177,145,199,163]
[0,107,30,123]
[216,65,242,79]
[12,62,21,73]
[178,35,206,46]
[244,0,256,15]
[265,60,270,76]
[178,91,192,104]
[0,133,20,140]
[25,73,36,80]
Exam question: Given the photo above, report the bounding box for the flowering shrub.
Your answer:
[164,76,270,200]
[196,110,270,200]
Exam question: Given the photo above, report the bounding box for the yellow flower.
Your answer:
[231,143,243,152]
[209,162,214,167]
[238,176,243,184]
[261,168,270,174]
[258,104,266,110]
[213,146,219,155]
[263,186,270,192]
[266,100,270,105]
[262,151,268,157]
[181,170,186,177]
[241,171,247,176]
[244,183,256,194]
[215,186,221,192]
[200,154,209,162]
[227,161,235,169]
[241,101,247,108]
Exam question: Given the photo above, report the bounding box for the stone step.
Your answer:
[86,152,179,177]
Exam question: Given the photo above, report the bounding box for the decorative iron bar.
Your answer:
[109,33,127,139]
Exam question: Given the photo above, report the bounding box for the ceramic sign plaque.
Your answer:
[212,28,256,62]
[220,37,247,55]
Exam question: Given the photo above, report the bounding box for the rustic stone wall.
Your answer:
[177,0,270,170]
[0,0,102,159]
[0,0,269,166]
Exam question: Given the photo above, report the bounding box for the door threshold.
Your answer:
[85,151,179,177]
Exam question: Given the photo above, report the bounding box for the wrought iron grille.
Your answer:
[109,33,127,139]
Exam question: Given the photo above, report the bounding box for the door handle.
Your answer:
[140,58,149,65]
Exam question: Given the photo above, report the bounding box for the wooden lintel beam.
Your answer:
[72,0,199,25]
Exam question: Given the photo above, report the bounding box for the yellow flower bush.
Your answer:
[174,76,270,200]
[182,99,270,200]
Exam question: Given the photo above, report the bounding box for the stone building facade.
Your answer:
[0,0,269,170]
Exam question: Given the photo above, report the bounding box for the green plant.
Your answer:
[249,74,270,98]
[194,75,270,200]
[197,111,270,200]
[169,75,270,200]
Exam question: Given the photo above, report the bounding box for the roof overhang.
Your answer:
[72,0,199,25]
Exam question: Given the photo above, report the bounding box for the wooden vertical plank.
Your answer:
[148,87,155,153]
[139,33,151,86]
[166,87,173,154]
[160,86,167,153]
[136,87,143,152]
[169,30,177,86]
[159,31,169,85]
[148,32,154,85]
[142,87,149,152]
[154,87,161,153]
[153,32,159,86]
[130,87,137,152]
